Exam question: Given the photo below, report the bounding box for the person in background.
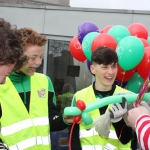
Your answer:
[128,106,150,150]
[57,83,74,113]
[69,46,134,150]
[0,18,26,149]
[1,28,74,150]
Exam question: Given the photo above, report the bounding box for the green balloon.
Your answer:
[82,112,93,125]
[64,107,81,116]
[127,72,144,93]
[116,36,144,70]
[147,36,150,44]
[82,32,99,61]
[108,25,130,43]
[83,93,150,113]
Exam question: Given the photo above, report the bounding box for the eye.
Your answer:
[40,55,44,59]
[102,65,107,68]
[112,64,117,68]
[30,57,36,60]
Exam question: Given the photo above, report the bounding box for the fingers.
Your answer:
[109,109,114,118]
[121,97,127,109]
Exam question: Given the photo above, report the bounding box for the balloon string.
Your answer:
[118,125,127,148]
[121,71,126,87]
[69,122,75,150]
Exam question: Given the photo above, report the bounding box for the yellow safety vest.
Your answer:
[0,73,51,150]
[76,85,131,150]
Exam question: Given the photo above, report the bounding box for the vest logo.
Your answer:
[58,138,68,147]
[37,88,46,98]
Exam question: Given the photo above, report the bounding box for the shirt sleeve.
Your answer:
[46,76,69,131]
[46,76,56,105]
[112,119,133,144]
[68,94,82,149]
[48,91,69,131]
[135,114,150,150]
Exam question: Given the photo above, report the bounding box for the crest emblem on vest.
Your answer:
[37,88,46,98]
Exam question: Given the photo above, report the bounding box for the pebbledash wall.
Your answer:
[0,3,150,90]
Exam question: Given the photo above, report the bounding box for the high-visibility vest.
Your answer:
[0,73,51,150]
[76,85,131,150]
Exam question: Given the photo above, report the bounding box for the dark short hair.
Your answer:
[0,18,26,70]
[91,46,118,65]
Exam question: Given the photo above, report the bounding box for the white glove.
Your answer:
[123,101,150,126]
[109,97,127,123]
[93,111,111,138]
[140,101,150,111]
[127,101,150,111]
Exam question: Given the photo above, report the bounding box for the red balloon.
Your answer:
[92,33,117,52]
[137,46,150,79]
[139,38,149,47]
[116,64,135,82]
[128,23,148,40]
[69,36,86,62]
[73,115,82,123]
[76,100,86,110]
[100,25,113,33]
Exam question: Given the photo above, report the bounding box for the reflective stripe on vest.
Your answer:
[80,128,118,139]
[9,135,50,150]
[76,85,131,149]
[82,145,103,150]
[0,73,51,150]
[1,116,49,136]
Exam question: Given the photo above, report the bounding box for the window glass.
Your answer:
[46,39,92,111]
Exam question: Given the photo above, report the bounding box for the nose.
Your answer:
[107,67,114,74]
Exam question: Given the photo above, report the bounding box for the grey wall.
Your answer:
[0,6,45,32]
[0,4,150,35]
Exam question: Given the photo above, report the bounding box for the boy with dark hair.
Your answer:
[69,46,133,150]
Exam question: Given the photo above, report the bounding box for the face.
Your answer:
[19,45,44,76]
[91,63,118,89]
[0,63,16,84]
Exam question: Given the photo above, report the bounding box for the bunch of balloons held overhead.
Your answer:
[69,21,150,93]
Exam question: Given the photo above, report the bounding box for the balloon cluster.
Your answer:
[69,21,150,93]
[65,93,150,125]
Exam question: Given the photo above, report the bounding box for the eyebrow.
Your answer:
[30,54,44,57]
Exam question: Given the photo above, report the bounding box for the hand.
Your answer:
[140,101,150,111]
[93,111,111,138]
[109,97,127,123]
[63,115,74,124]
[127,106,150,130]
[63,115,82,124]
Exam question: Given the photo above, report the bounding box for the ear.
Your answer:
[90,65,95,75]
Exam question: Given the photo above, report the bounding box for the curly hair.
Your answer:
[0,18,27,70]
[19,28,47,49]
